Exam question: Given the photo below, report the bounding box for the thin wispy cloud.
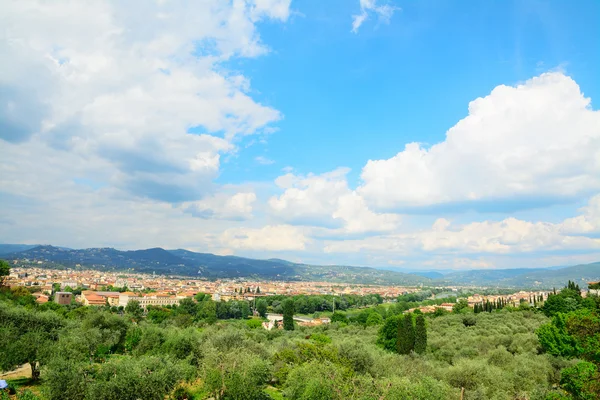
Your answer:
[255,156,275,165]
[352,0,399,33]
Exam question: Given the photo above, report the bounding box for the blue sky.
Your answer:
[1,0,600,271]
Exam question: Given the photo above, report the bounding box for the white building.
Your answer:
[118,293,180,308]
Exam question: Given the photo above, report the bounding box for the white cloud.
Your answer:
[183,192,257,221]
[220,225,308,251]
[269,168,401,234]
[560,194,600,235]
[0,0,290,202]
[352,0,399,33]
[255,156,275,165]
[419,217,600,254]
[324,196,600,257]
[358,73,600,211]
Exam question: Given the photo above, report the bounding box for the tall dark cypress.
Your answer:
[282,299,295,331]
[414,314,427,354]
[398,313,415,354]
[396,315,404,354]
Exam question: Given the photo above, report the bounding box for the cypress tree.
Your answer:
[397,315,404,354]
[414,314,427,354]
[398,314,415,354]
[282,299,295,331]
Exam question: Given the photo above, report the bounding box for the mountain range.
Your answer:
[1,244,598,288]
[0,245,427,286]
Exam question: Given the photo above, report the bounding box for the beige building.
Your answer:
[118,293,180,309]
[54,292,72,305]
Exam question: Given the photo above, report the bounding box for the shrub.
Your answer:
[246,319,263,329]
[462,315,476,327]
[16,390,40,400]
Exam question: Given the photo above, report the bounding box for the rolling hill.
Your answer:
[434,263,600,288]
[1,245,430,285]
[2,244,597,288]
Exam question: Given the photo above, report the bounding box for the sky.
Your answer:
[1,0,600,271]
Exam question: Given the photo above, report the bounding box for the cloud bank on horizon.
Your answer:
[1,0,599,270]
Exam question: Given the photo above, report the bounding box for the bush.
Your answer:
[560,361,600,400]
[337,341,374,374]
[462,315,476,327]
[170,385,192,400]
[16,390,40,400]
[283,360,351,400]
[246,319,263,329]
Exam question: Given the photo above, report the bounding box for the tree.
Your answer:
[199,300,217,324]
[376,315,401,352]
[414,314,427,354]
[0,260,10,287]
[177,297,198,317]
[241,301,251,319]
[330,312,348,324]
[462,314,477,327]
[194,292,208,302]
[397,314,415,355]
[560,361,600,400]
[282,299,295,331]
[256,299,267,318]
[0,304,64,380]
[125,300,143,321]
[366,312,383,326]
[453,299,469,313]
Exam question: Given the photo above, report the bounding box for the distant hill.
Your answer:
[3,244,597,288]
[498,262,600,288]
[437,268,550,286]
[411,271,445,280]
[0,244,38,255]
[1,245,430,285]
[434,263,600,288]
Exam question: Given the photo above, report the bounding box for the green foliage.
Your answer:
[125,300,143,321]
[376,315,401,352]
[452,299,470,313]
[282,299,294,331]
[309,333,332,344]
[247,318,263,329]
[257,299,268,318]
[560,361,600,400]
[366,311,383,326]
[0,281,598,400]
[87,356,191,400]
[0,303,64,379]
[0,259,10,286]
[330,311,348,324]
[194,292,208,302]
[536,313,578,357]
[176,297,197,318]
[16,390,40,400]
[283,360,352,399]
[398,313,415,355]
[462,314,477,327]
[198,300,217,323]
[414,314,427,354]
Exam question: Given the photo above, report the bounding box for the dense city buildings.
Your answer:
[4,265,582,314]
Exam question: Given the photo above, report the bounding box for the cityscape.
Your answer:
[1,1,600,399]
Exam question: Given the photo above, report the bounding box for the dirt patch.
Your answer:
[0,364,31,380]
